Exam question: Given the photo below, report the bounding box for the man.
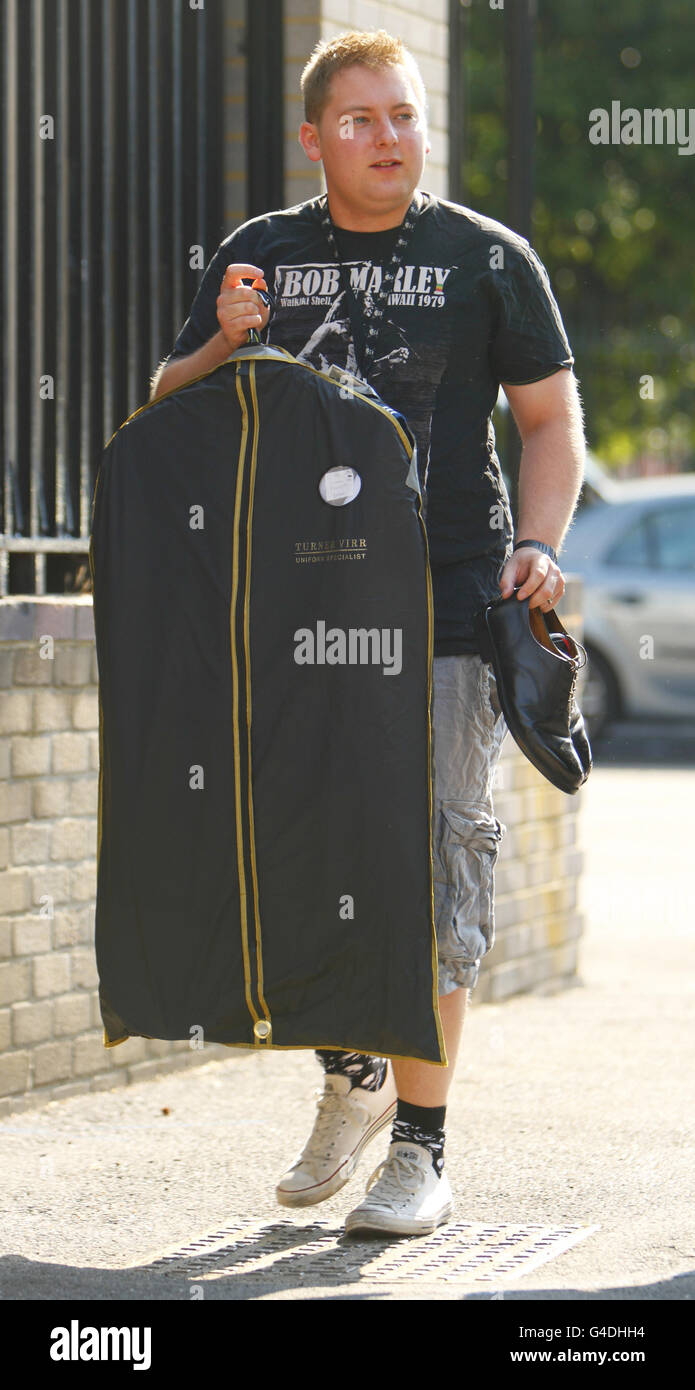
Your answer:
[151,29,585,1237]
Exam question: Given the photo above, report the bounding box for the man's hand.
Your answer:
[498,547,565,611]
[217,263,272,351]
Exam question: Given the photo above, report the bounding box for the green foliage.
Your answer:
[461,0,695,470]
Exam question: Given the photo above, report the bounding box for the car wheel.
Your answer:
[578,644,621,742]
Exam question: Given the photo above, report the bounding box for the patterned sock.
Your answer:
[314,1049,388,1092]
[391,1098,447,1178]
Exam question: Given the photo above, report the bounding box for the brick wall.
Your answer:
[0,582,586,1114]
[476,587,586,1002]
[0,600,209,1118]
[477,759,584,1003]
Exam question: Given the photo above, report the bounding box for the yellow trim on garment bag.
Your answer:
[231,372,260,1027]
[88,536,104,873]
[101,343,415,466]
[232,343,417,462]
[102,1029,446,1064]
[243,361,272,1029]
[92,348,415,601]
[418,502,447,1067]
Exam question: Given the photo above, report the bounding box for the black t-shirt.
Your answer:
[167,188,574,656]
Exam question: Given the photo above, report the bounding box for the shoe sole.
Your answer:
[344,1201,454,1237]
[276,1098,397,1208]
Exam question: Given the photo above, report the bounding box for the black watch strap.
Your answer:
[512,539,558,564]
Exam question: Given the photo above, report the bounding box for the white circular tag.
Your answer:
[318,467,362,507]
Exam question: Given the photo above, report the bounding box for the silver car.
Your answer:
[559,472,695,738]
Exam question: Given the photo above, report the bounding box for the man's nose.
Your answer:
[373,118,400,144]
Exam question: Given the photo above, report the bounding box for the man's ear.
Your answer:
[298,121,322,164]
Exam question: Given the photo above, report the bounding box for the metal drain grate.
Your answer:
[148,1218,599,1286]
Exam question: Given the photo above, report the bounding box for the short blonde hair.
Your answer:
[300,29,428,129]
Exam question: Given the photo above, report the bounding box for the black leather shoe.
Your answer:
[472,587,592,795]
[544,625,593,780]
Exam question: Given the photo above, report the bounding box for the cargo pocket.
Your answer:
[435,800,506,966]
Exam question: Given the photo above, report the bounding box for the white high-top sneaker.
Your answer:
[276,1067,397,1207]
[344,1140,454,1236]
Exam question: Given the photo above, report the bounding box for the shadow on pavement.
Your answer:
[1,1242,693,1301]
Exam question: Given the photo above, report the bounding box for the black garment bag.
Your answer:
[89,342,445,1064]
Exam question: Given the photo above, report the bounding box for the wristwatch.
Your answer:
[512,539,558,564]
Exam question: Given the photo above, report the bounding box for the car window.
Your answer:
[649,502,695,571]
[604,516,652,568]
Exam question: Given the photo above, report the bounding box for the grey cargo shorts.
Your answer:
[431,654,508,995]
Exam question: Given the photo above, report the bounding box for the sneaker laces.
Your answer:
[366,1150,425,1200]
[295,1086,371,1169]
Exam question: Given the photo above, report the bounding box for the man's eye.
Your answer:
[350,113,415,124]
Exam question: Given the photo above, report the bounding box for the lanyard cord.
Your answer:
[318,191,423,381]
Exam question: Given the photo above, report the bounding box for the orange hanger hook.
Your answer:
[229,275,270,347]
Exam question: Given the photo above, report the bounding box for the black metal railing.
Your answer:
[1,0,226,596]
